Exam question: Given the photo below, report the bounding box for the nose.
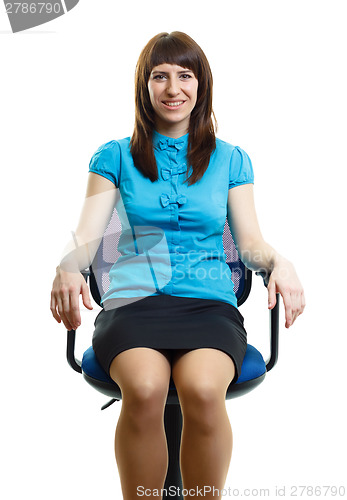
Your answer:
[166,77,180,96]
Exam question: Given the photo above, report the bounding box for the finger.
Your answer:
[267,278,277,309]
[291,290,305,325]
[289,292,300,325]
[81,282,93,310]
[282,291,293,328]
[63,285,79,329]
[57,292,74,331]
[50,293,61,323]
[61,288,74,328]
[69,291,81,329]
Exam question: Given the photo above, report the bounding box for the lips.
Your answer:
[162,100,185,109]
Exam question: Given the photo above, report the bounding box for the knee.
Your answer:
[121,381,168,429]
[178,382,226,433]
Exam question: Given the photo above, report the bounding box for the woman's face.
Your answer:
[147,63,198,136]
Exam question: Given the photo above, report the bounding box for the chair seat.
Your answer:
[82,344,266,390]
[235,344,266,384]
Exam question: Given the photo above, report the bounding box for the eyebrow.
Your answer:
[151,69,194,75]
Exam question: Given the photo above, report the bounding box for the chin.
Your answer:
[162,114,188,124]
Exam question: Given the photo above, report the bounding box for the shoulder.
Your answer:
[89,137,132,165]
[213,137,238,160]
[215,137,236,151]
[92,137,130,154]
[89,137,131,188]
[211,138,254,187]
[214,138,253,166]
[215,137,248,156]
[115,136,131,151]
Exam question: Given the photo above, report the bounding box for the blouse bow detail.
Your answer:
[160,193,187,208]
[161,165,187,181]
[158,138,186,151]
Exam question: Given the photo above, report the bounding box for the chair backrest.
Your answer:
[89,208,252,308]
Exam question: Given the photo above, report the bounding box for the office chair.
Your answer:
[66,208,279,499]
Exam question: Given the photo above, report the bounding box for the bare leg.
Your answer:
[171,348,236,499]
[109,348,172,500]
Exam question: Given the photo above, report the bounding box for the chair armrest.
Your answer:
[67,329,82,373]
[266,294,279,372]
[255,271,280,372]
[66,269,90,374]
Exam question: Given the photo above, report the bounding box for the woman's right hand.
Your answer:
[50,266,93,330]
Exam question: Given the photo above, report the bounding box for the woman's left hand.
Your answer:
[267,258,306,328]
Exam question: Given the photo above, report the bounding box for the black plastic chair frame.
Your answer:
[67,279,279,401]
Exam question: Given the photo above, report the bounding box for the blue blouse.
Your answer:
[88,130,254,309]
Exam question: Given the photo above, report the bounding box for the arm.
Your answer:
[227,184,305,328]
[59,173,117,273]
[51,173,117,330]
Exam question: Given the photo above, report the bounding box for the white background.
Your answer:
[1,0,346,498]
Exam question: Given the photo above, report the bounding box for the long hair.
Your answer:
[130,31,217,186]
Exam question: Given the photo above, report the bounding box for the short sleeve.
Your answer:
[88,140,120,188]
[229,146,254,189]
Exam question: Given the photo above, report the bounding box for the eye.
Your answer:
[153,74,166,80]
[180,74,192,80]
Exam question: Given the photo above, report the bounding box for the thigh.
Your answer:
[109,347,172,397]
[171,348,236,401]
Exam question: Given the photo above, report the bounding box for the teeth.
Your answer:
[164,101,183,107]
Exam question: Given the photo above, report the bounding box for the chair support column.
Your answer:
[163,403,183,500]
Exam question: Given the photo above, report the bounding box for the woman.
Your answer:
[51,32,305,499]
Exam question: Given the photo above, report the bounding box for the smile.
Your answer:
[162,101,185,108]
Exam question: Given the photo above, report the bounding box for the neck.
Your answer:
[154,119,189,139]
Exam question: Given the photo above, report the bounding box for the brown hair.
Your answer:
[130,31,217,186]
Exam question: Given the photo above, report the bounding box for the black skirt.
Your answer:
[92,295,247,385]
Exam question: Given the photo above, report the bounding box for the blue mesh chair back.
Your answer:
[89,209,252,310]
